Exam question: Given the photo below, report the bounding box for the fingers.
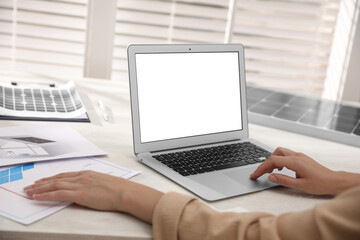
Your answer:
[268,173,303,190]
[35,171,83,183]
[272,147,297,156]
[250,147,300,180]
[25,181,80,197]
[33,190,78,202]
[31,176,80,190]
[250,155,299,179]
[24,174,81,194]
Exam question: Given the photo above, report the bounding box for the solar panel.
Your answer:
[247,85,360,147]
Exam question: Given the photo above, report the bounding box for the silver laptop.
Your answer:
[127,44,294,201]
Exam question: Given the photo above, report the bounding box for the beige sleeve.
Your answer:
[153,186,360,240]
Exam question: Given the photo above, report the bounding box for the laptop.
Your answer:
[127,44,294,201]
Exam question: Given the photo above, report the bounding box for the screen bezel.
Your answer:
[128,44,249,154]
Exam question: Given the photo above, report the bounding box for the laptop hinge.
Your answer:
[149,139,242,154]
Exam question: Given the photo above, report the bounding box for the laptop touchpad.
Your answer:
[223,168,276,188]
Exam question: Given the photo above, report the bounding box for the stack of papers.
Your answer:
[0,124,105,167]
[0,124,140,224]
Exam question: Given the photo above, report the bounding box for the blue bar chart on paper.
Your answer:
[0,157,140,225]
[0,163,34,185]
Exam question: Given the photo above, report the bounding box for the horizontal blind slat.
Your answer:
[14,48,83,66]
[114,35,167,46]
[246,60,326,77]
[0,34,12,47]
[116,11,227,32]
[16,24,86,42]
[232,35,330,53]
[173,16,226,32]
[246,72,325,84]
[0,0,12,8]
[116,10,171,26]
[12,61,83,78]
[17,0,86,17]
[0,22,12,34]
[0,46,12,59]
[171,28,225,42]
[237,0,338,16]
[244,48,328,65]
[14,36,84,54]
[0,59,12,69]
[235,10,336,31]
[115,22,169,39]
[232,25,332,44]
[174,3,229,19]
[0,8,13,21]
[55,0,87,4]
[16,10,86,30]
[117,0,172,14]
[178,0,229,7]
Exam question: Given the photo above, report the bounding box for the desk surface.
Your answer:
[1,71,359,240]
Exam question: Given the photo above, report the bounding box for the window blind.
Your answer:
[0,0,88,78]
[0,0,344,97]
[111,0,230,80]
[112,0,340,97]
[232,0,340,96]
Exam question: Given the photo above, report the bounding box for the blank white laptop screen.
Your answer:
[135,52,243,143]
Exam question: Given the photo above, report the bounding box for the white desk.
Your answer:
[1,71,359,240]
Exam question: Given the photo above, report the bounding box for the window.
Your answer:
[232,0,339,96]
[111,0,345,97]
[0,0,88,78]
[0,0,358,101]
[111,0,230,81]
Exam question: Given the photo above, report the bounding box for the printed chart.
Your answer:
[0,124,106,167]
[0,157,140,224]
[0,163,35,185]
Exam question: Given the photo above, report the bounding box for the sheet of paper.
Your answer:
[0,157,140,225]
[0,81,87,119]
[0,123,106,167]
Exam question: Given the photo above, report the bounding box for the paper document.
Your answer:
[0,157,140,225]
[0,81,88,120]
[0,124,106,167]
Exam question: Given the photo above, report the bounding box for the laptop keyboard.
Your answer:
[153,142,272,176]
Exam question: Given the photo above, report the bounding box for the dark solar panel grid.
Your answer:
[247,85,360,147]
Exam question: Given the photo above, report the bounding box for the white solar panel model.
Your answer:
[0,82,89,122]
[247,85,360,148]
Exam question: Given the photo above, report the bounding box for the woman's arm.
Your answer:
[24,171,163,223]
[24,147,360,239]
[25,174,360,240]
[24,147,360,222]
[153,187,360,240]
